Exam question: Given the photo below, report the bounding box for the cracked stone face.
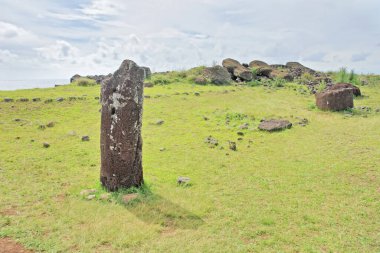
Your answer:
[100,59,148,191]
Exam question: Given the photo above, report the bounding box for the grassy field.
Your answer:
[0,80,379,252]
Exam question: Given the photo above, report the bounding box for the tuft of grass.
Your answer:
[334,67,361,85]
[73,77,97,87]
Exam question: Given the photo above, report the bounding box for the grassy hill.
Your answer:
[0,77,379,252]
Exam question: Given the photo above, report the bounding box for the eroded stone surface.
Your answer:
[258,119,292,132]
[100,59,146,191]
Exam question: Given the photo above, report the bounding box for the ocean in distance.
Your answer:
[0,79,69,91]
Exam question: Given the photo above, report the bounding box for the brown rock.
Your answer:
[330,83,361,96]
[316,88,354,111]
[194,76,207,85]
[100,59,145,191]
[258,119,292,132]
[249,60,269,68]
[222,58,253,81]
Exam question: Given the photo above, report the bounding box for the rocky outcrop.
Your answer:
[249,60,269,69]
[222,58,253,81]
[203,65,232,85]
[315,88,354,111]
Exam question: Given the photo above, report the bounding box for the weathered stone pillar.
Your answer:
[100,59,147,191]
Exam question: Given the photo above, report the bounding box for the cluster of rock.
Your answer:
[199,58,331,88]
[70,67,151,85]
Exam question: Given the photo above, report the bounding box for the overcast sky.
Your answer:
[1,0,380,79]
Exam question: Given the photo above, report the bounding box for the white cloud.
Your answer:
[1,0,380,81]
[35,40,79,61]
[0,49,18,62]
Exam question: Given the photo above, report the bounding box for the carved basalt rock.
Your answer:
[100,59,147,191]
[315,88,354,111]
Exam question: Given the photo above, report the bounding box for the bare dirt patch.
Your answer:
[0,238,33,253]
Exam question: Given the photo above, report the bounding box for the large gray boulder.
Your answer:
[203,65,232,85]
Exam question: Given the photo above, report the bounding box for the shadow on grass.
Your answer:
[111,184,204,230]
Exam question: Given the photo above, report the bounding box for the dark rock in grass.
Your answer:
[239,123,249,129]
[46,122,55,128]
[144,95,151,99]
[258,119,292,132]
[194,76,208,85]
[205,136,218,147]
[94,97,100,100]
[15,136,20,140]
[43,142,50,148]
[203,116,209,121]
[155,120,164,125]
[3,98,14,102]
[228,141,237,151]
[31,139,35,142]
[17,98,29,102]
[39,125,46,130]
[203,65,232,85]
[296,117,309,126]
[177,176,191,185]
[32,98,41,102]
[56,97,64,102]
[237,137,243,141]
[122,193,139,204]
[144,82,154,88]
[81,136,90,141]
[329,83,361,96]
[237,132,244,136]
[315,88,354,111]
[44,99,53,103]
[194,92,200,96]
[183,92,189,95]
[14,118,21,122]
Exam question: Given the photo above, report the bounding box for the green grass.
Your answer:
[0,81,380,252]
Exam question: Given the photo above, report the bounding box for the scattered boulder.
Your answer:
[256,67,273,78]
[228,141,237,151]
[203,65,232,85]
[194,92,200,96]
[32,98,41,102]
[81,136,90,141]
[43,142,50,148]
[86,194,96,200]
[205,136,218,147]
[315,88,354,111]
[46,122,55,128]
[122,193,139,204]
[249,60,269,69]
[239,123,249,129]
[177,176,191,185]
[222,58,253,81]
[39,125,46,130]
[155,120,164,125]
[194,76,208,85]
[17,98,29,102]
[56,97,64,102]
[237,132,244,136]
[258,119,292,132]
[14,118,21,122]
[70,74,81,83]
[329,83,361,96]
[3,98,13,102]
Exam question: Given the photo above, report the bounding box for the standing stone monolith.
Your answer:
[100,59,147,191]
